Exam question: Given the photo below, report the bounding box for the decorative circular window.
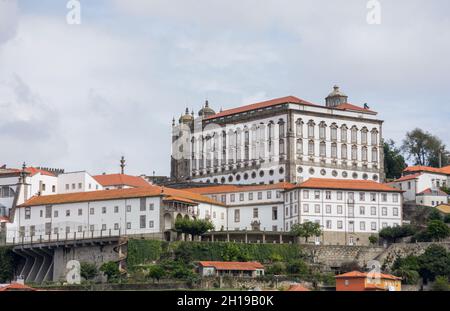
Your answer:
[221,177,226,184]
[297,166,303,174]
[373,174,379,181]
[309,168,315,175]
[236,174,241,181]
[362,173,368,180]
[269,169,274,176]
[320,169,326,176]
[251,172,257,179]
[332,170,338,177]
[352,173,358,179]
[259,170,265,177]
[342,171,348,178]
[228,175,234,182]
[244,173,249,180]
[279,167,285,175]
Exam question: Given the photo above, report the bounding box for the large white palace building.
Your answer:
[171,86,385,185]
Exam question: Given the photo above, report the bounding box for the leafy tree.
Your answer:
[402,128,448,167]
[147,265,165,283]
[80,262,98,281]
[431,276,450,291]
[379,225,416,243]
[286,259,309,276]
[426,220,450,241]
[0,247,16,283]
[368,235,379,245]
[266,262,286,275]
[392,255,420,272]
[290,221,322,243]
[175,218,214,240]
[100,261,120,282]
[428,209,443,221]
[268,253,283,263]
[444,214,450,224]
[384,139,407,179]
[394,267,420,285]
[418,245,450,282]
[220,243,249,262]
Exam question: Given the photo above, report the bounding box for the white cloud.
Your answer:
[0,0,18,45]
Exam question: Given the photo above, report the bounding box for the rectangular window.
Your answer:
[337,221,343,229]
[381,193,387,202]
[114,206,119,213]
[371,206,376,216]
[231,194,235,202]
[234,209,240,222]
[52,185,56,193]
[360,222,366,231]
[102,224,107,231]
[40,210,43,217]
[239,193,244,201]
[66,210,70,217]
[140,198,146,211]
[114,223,119,230]
[370,193,376,202]
[253,208,258,218]
[272,225,278,232]
[314,204,320,213]
[221,195,226,203]
[140,215,146,228]
[382,222,388,229]
[90,207,94,215]
[127,222,131,230]
[382,207,387,216]
[276,191,281,199]
[30,225,35,236]
[258,192,262,200]
[90,225,95,231]
[149,203,154,211]
[393,194,399,203]
[337,192,343,200]
[393,208,399,217]
[126,205,131,212]
[267,191,272,199]
[359,193,365,201]
[326,220,332,229]
[45,205,52,218]
[371,222,377,231]
[303,190,309,199]
[78,226,83,233]
[78,209,82,216]
[149,221,154,228]
[314,191,320,199]
[66,226,71,234]
[337,205,343,214]
[326,191,331,200]
[78,183,82,189]
[272,207,278,220]
[360,206,365,215]
[25,207,31,220]
[45,223,51,235]
[102,206,106,214]
[221,212,224,220]
[326,205,331,214]
[248,193,253,201]
[65,184,69,190]
[54,210,58,218]
[303,204,309,212]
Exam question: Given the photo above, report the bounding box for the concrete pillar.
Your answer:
[279,234,283,244]
[24,249,43,283]
[211,234,214,242]
[262,233,266,243]
[245,233,248,243]
[227,233,230,242]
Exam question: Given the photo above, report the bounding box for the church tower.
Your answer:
[325,85,348,108]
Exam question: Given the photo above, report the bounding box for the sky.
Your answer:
[0,0,449,176]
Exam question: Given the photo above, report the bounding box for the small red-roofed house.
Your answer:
[198,261,265,278]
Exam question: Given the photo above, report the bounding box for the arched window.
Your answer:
[341,125,348,143]
[319,122,327,140]
[278,119,285,138]
[341,144,348,159]
[361,127,368,145]
[330,123,338,141]
[279,139,285,155]
[351,126,358,144]
[308,140,315,156]
[320,141,326,157]
[362,146,368,162]
[331,143,337,158]
[296,119,303,137]
[307,120,315,139]
[296,139,303,156]
[372,147,378,163]
[221,131,227,165]
[371,129,378,146]
[351,145,358,161]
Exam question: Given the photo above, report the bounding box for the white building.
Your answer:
[388,165,449,207]
[6,185,226,244]
[283,178,403,245]
[180,183,293,232]
[57,171,103,193]
[171,86,385,185]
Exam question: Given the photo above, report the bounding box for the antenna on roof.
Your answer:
[120,156,126,175]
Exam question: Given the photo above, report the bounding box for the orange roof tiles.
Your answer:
[19,185,224,207]
[335,271,401,281]
[296,178,401,192]
[181,182,294,195]
[0,283,37,291]
[163,196,198,205]
[404,166,448,175]
[93,174,150,188]
[199,261,264,271]
[205,96,317,120]
[6,167,55,177]
[392,173,422,182]
[417,188,448,196]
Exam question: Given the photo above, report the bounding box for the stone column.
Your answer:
[286,110,296,183]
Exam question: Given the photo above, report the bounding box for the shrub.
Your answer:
[286,259,309,276]
[428,209,443,221]
[426,220,450,241]
[100,261,120,282]
[147,265,165,282]
[266,262,286,275]
[80,262,98,281]
[431,276,450,291]
[368,235,379,245]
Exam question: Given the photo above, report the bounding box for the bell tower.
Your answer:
[325,85,348,108]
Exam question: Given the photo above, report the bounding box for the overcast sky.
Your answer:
[0,0,449,176]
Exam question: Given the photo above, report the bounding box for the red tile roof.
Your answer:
[404,166,448,175]
[204,96,317,120]
[296,178,401,192]
[93,174,150,188]
[0,216,10,223]
[199,261,264,271]
[181,182,294,195]
[19,185,225,207]
[6,167,55,177]
[335,271,401,281]
[335,103,377,114]
[417,188,448,196]
[392,173,422,182]
[0,283,37,291]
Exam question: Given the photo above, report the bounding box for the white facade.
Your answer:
[57,171,103,194]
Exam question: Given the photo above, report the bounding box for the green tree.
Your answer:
[100,261,120,282]
[339,261,361,274]
[286,259,309,276]
[379,225,416,243]
[418,245,450,282]
[444,214,450,224]
[431,276,450,291]
[384,139,407,179]
[266,262,286,275]
[428,209,443,221]
[147,265,165,283]
[220,243,249,262]
[0,247,16,283]
[175,218,214,240]
[402,128,448,167]
[290,221,322,243]
[394,267,420,285]
[80,262,98,281]
[426,220,450,241]
[368,235,379,245]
